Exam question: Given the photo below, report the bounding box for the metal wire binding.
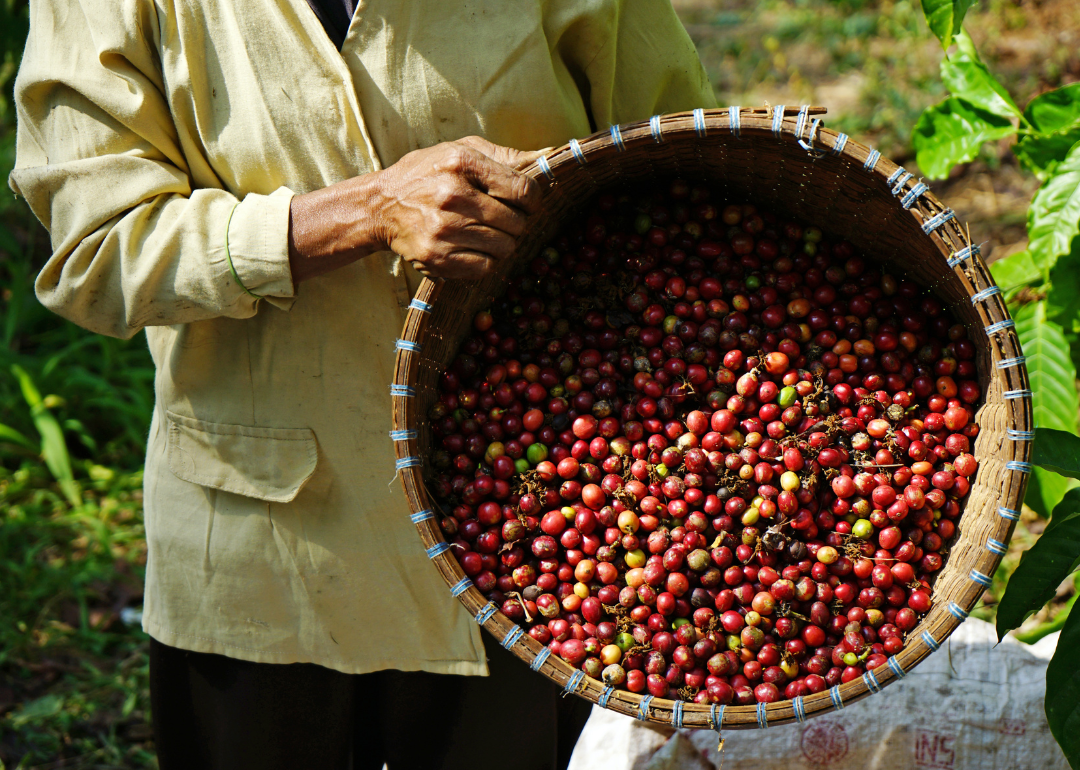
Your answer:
[998,506,1021,522]
[863,669,882,693]
[831,133,848,155]
[475,601,498,625]
[794,105,810,141]
[984,319,1015,334]
[969,569,993,588]
[829,686,845,710]
[756,702,769,729]
[563,670,586,696]
[890,171,913,195]
[863,149,881,171]
[671,700,684,728]
[390,384,416,397]
[569,138,586,165]
[921,630,941,652]
[728,106,741,137]
[986,538,1008,555]
[394,456,421,470]
[389,429,417,441]
[947,244,980,268]
[1006,460,1032,473]
[409,509,434,524]
[650,115,664,143]
[1004,389,1032,400]
[637,695,655,720]
[501,625,524,649]
[887,656,907,679]
[710,704,725,730]
[792,696,807,722]
[450,577,471,597]
[536,155,553,180]
[425,541,449,559]
[970,286,1002,303]
[996,356,1027,369]
[530,647,552,671]
[948,602,970,621]
[598,686,615,709]
[771,105,786,137]
[693,108,707,137]
[887,167,905,186]
[922,209,955,233]
[901,182,929,209]
[408,298,432,313]
[1007,428,1035,440]
[610,124,626,152]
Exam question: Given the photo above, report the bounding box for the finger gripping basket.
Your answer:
[391,107,1031,729]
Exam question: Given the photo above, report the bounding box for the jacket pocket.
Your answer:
[165,411,318,503]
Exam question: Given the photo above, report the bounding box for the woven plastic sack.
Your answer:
[567,617,1066,770]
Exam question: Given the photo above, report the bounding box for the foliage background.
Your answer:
[1,0,1077,766]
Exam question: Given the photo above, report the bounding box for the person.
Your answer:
[10,1,716,767]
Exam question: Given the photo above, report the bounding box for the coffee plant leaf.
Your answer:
[1016,84,1080,180]
[990,249,1040,291]
[920,0,974,49]
[1033,428,1080,482]
[1028,141,1080,276]
[913,97,1015,179]
[1014,301,1080,517]
[996,487,1080,639]
[1045,598,1080,769]
[940,31,1022,119]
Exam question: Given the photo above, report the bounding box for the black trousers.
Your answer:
[150,632,592,770]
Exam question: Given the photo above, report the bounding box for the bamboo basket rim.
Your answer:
[391,106,1031,730]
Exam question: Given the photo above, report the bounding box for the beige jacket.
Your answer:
[11,0,715,675]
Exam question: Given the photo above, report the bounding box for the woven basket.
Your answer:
[391,106,1031,729]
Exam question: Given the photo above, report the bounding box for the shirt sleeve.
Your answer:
[8,0,296,341]
[554,0,718,129]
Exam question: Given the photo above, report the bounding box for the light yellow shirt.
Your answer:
[11,0,715,675]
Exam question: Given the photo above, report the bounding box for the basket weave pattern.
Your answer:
[391,107,1031,729]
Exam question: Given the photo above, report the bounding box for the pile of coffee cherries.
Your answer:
[426,180,980,706]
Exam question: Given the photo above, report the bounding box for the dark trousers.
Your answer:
[150,632,592,770]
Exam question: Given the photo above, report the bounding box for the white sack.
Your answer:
[568,618,1067,770]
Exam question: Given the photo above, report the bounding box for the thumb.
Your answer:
[454,135,554,171]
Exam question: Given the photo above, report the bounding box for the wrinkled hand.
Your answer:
[287,137,548,284]
[369,137,545,280]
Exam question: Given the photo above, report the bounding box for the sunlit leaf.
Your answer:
[920,0,974,49]
[990,249,1041,291]
[1029,141,1080,277]
[913,97,1015,179]
[11,365,82,507]
[1016,83,1080,180]
[941,31,1021,119]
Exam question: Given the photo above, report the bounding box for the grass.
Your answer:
[2,0,1079,766]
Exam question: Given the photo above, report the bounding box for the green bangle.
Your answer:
[225,202,263,299]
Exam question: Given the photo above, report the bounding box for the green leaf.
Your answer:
[941,31,1022,119]
[0,422,36,450]
[913,97,1016,179]
[1033,428,1080,480]
[1046,238,1080,333]
[1014,301,1080,516]
[990,249,1041,290]
[11,365,81,507]
[1046,597,1080,767]
[1029,141,1080,277]
[920,0,974,49]
[996,487,1080,639]
[1016,83,1080,180]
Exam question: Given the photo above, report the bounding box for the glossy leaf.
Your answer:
[941,31,1021,119]
[920,0,974,49]
[1028,141,1080,277]
[1033,428,1080,481]
[1016,83,1080,180]
[1014,301,1080,516]
[913,97,1015,179]
[990,249,1041,291]
[996,487,1080,639]
[1046,599,1080,768]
